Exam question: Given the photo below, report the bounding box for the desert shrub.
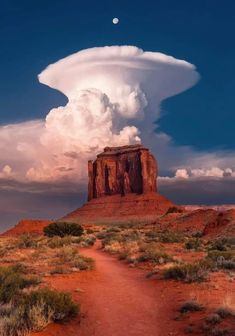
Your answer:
[47,236,72,249]
[216,258,235,270]
[0,288,79,336]
[86,228,94,234]
[215,307,235,319]
[164,261,209,283]
[207,250,235,270]
[185,238,202,250]
[209,328,230,336]
[50,266,68,275]
[27,300,54,331]
[0,305,28,336]
[138,244,172,264]
[23,288,79,322]
[192,231,204,238]
[79,235,96,247]
[0,247,9,257]
[56,246,78,262]
[180,300,204,313]
[44,222,84,238]
[106,227,121,233]
[70,237,82,244]
[165,206,183,215]
[103,241,123,254]
[118,250,130,260]
[96,231,108,239]
[100,230,140,247]
[72,255,95,270]
[0,303,13,317]
[15,234,36,249]
[206,313,222,325]
[0,265,39,303]
[159,230,184,243]
[208,250,235,261]
[208,238,235,252]
[120,230,141,243]
[101,232,121,248]
[145,230,159,239]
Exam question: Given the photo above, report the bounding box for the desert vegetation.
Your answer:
[0,224,96,335]
[178,299,235,335]
[95,223,235,283]
[93,222,235,334]
[1,219,234,335]
[43,222,84,237]
[0,264,79,336]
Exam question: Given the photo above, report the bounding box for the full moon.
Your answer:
[112,17,119,24]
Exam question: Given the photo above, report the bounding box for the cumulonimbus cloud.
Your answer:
[0,45,201,184]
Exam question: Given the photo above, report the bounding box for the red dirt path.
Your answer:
[30,243,235,336]
[32,243,188,336]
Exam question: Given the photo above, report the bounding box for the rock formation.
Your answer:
[88,144,157,200]
[63,144,176,222]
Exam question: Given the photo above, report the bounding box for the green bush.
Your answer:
[206,250,235,270]
[56,246,78,262]
[86,228,94,234]
[164,261,209,283]
[180,300,204,313]
[138,244,172,264]
[0,265,39,303]
[48,236,73,248]
[185,238,202,250]
[79,235,96,247]
[50,266,68,275]
[208,250,235,261]
[159,230,184,243]
[208,238,235,252]
[23,288,79,322]
[44,222,84,238]
[72,255,95,270]
[0,288,79,336]
[215,307,235,318]
[15,234,37,248]
[205,313,222,325]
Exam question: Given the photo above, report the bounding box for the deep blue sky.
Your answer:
[0,0,234,151]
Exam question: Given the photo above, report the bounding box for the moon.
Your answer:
[112,17,119,25]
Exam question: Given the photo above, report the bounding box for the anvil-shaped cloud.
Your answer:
[33,46,198,181]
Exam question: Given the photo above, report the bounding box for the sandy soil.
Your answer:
[31,243,189,336]
[30,242,235,336]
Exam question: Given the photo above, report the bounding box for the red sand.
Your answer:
[30,243,235,336]
[63,192,175,222]
[31,243,183,336]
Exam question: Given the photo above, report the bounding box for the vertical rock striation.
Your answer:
[88,145,157,201]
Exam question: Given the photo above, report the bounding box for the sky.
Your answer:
[0,0,235,230]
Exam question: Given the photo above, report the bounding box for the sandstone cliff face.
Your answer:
[88,145,157,200]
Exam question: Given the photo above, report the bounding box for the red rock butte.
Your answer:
[63,144,175,223]
[88,144,157,200]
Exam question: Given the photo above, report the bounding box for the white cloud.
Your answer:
[175,169,189,179]
[159,166,235,182]
[0,46,199,185]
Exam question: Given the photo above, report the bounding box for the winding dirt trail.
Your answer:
[33,244,186,336]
